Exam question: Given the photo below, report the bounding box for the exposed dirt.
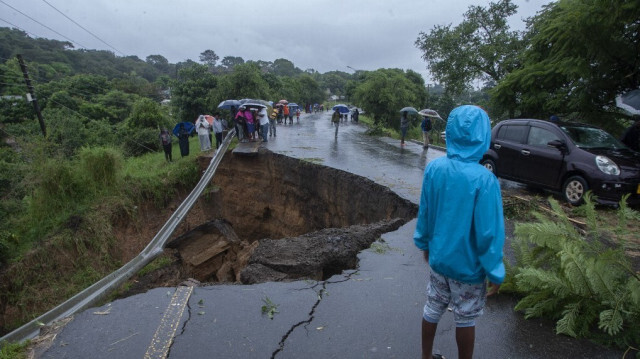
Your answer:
[118,149,418,296]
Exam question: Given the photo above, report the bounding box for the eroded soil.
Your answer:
[118,149,418,296]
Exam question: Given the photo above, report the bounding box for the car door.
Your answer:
[492,124,528,179]
[516,125,565,188]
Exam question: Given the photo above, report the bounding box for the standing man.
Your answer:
[269,106,278,137]
[413,105,505,359]
[283,105,291,125]
[258,107,270,142]
[159,128,172,162]
[421,115,432,149]
[212,113,224,149]
[400,111,410,146]
[331,108,340,138]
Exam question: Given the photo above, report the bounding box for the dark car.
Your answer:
[481,119,640,206]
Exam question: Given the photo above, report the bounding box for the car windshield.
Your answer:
[560,125,628,150]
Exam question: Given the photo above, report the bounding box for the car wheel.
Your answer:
[481,159,496,173]
[562,176,588,206]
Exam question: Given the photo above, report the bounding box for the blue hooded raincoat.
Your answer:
[413,105,505,285]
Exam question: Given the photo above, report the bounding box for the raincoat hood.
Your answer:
[445,105,491,162]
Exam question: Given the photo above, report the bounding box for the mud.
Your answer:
[131,149,418,290]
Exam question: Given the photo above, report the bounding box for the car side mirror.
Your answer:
[547,139,566,152]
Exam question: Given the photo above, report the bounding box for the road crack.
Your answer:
[271,271,358,358]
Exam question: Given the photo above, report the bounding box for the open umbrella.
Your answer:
[288,102,299,109]
[333,104,349,114]
[239,98,270,107]
[217,99,241,110]
[399,106,419,114]
[418,108,443,119]
[279,99,288,105]
[204,115,214,125]
[616,89,640,116]
[172,121,195,136]
[242,102,267,110]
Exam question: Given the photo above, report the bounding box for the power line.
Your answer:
[41,0,125,56]
[0,16,42,39]
[0,0,88,49]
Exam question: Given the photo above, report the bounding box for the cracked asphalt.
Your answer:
[37,112,622,358]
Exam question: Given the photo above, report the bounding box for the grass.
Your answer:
[0,137,204,336]
[359,114,447,147]
[137,255,174,277]
[368,238,400,254]
[0,340,30,359]
[261,296,279,320]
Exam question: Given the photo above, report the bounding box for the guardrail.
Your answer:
[0,130,236,345]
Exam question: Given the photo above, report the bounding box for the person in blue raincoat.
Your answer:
[413,105,505,359]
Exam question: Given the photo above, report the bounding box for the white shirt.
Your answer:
[212,118,224,133]
[258,108,269,126]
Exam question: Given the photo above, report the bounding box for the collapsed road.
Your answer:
[31,112,622,358]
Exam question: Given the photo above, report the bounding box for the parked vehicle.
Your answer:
[481,119,640,206]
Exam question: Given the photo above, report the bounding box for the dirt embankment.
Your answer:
[128,149,418,291]
[0,149,418,335]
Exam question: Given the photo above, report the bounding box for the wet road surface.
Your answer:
[38,112,621,358]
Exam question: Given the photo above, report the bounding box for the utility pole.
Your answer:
[17,54,46,137]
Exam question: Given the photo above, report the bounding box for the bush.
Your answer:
[77,146,123,190]
[120,127,161,157]
[507,196,640,350]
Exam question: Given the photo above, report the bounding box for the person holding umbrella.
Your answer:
[332,108,341,138]
[400,111,410,146]
[421,115,432,149]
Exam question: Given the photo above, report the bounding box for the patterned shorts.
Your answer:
[423,269,487,327]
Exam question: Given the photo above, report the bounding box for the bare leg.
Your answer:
[422,319,437,359]
[455,326,475,359]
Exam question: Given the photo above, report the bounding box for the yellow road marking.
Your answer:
[144,285,194,359]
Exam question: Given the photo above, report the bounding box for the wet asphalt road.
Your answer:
[38,112,621,358]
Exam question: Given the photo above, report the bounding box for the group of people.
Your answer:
[232,105,271,143]
[275,104,301,125]
[158,114,227,162]
[158,104,505,359]
[400,111,433,149]
[231,104,302,143]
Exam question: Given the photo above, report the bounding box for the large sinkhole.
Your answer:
[143,149,417,288]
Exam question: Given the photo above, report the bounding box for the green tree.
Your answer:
[296,74,325,108]
[220,56,245,72]
[273,58,300,77]
[170,63,218,122]
[145,54,171,75]
[199,49,219,68]
[125,98,167,130]
[321,72,349,97]
[353,69,428,128]
[415,0,524,96]
[96,90,136,124]
[218,63,271,101]
[491,0,640,127]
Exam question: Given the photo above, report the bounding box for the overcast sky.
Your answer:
[1,0,553,82]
